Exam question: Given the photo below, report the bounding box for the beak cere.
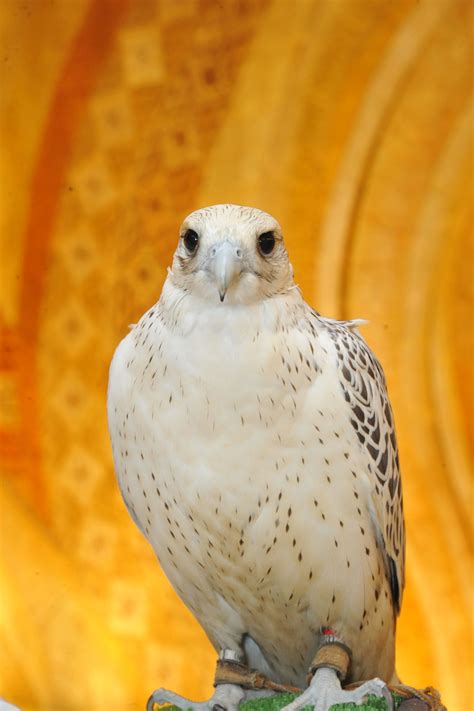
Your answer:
[209,241,243,302]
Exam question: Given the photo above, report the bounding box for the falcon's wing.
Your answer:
[322,316,405,613]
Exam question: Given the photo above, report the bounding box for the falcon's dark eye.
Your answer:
[257,231,276,256]
[183,229,199,255]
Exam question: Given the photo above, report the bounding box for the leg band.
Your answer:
[307,636,352,684]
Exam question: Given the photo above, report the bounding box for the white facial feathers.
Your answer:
[169,204,294,304]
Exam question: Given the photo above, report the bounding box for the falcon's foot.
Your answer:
[281,668,393,711]
[147,683,274,711]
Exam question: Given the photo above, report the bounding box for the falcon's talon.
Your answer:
[146,683,272,711]
[147,687,209,710]
[281,668,393,711]
[146,687,205,711]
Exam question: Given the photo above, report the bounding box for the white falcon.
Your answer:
[108,205,405,711]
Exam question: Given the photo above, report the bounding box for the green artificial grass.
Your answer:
[165,691,405,711]
[241,692,404,711]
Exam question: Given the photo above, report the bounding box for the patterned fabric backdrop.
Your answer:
[0,1,472,710]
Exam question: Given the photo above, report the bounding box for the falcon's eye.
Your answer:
[257,231,276,256]
[183,229,199,255]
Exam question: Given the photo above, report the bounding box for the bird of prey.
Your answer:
[107,204,405,711]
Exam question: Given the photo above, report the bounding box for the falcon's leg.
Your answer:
[147,684,273,711]
[147,648,274,711]
[281,668,393,711]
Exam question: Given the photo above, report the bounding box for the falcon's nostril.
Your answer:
[236,248,242,258]
[211,247,217,258]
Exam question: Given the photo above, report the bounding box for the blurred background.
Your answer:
[0,0,472,709]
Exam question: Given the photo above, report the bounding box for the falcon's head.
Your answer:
[169,204,295,304]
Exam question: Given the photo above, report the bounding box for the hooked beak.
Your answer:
[208,241,243,302]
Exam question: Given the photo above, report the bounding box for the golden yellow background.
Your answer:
[0,0,472,709]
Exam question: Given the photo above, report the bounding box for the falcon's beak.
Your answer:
[208,241,243,302]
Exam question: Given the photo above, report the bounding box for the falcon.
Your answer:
[107,204,405,711]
